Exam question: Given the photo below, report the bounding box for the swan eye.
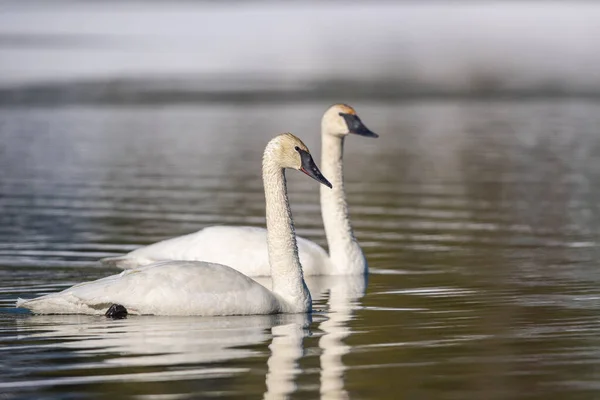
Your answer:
[294,146,300,151]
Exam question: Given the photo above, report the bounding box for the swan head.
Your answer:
[322,104,378,138]
[265,133,333,188]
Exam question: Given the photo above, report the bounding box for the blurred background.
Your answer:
[1,1,600,399]
[1,1,599,102]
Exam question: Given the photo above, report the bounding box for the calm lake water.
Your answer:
[1,100,600,399]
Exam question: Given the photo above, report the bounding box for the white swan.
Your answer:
[101,104,377,276]
[16,133,332,316]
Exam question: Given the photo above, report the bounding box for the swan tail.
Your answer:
[99,256,148,270]
[16,293,106,315]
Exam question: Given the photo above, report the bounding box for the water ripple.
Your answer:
[2,101,600,398]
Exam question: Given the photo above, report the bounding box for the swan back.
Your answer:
[18,261,281,316]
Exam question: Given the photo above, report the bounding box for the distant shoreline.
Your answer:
[1,77,599,107]
[1,2,599,95]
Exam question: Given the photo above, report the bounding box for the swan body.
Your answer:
[102,104,377,276]
[104,226,331,276]
[17,133,331,316]
[17,261,283,316]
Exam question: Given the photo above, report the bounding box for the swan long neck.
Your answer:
[263,157,311,312]
[320,132,366,274]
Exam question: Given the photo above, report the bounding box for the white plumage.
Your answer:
[18,261,280,316]
[101,104,377,276]
[17,133,330,316]
[104,226,331,276]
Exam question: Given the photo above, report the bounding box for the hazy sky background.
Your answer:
[0,1,599,92]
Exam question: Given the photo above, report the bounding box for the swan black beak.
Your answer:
[339,113,379,138]
[297,148,332,188]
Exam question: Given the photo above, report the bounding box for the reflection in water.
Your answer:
[10,276,366,399]
[2,100,600,398]
[15,313,307,370]
[248,275,367,399]
[315,275,367,400]
[264,319,308,399]
[12,306,316,399]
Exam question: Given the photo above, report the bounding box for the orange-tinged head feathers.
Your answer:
[321,103,378,138]
[336,104,357,115]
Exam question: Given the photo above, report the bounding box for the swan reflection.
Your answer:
[263,319,307,399]
[258,274,367,399]
[16,313,309,370]
[15,274,366,397]
[310,275,367,400]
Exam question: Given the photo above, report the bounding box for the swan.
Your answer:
[16,133,332,317]
[101,104,377,276]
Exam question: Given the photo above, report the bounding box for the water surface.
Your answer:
[1,100,600,399]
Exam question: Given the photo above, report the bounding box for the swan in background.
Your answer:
[101,104,378,276]
[16,133,331,316]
